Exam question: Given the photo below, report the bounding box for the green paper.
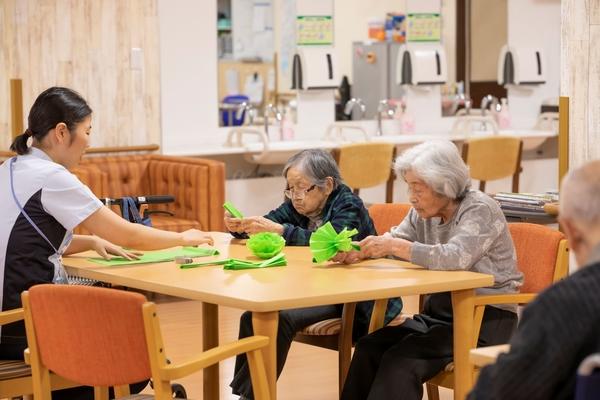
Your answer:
[246,232,285,259]
[179,253,287,270]
[88,246,220,266]
[309,222,360,263]
[223,201,244,219]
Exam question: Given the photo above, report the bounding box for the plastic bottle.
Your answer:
[281,107,295,141]
[400,101,415,134]
[497,98,511,129]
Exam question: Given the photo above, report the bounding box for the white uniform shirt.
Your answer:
[0,148,101,344]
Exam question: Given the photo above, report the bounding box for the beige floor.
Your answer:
[145,294,453,400]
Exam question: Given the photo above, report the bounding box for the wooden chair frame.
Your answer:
[331,144,397,203]
[462,137,523,193]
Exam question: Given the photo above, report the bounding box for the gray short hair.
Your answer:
[283,149,342,189]
[560,160,600,226]
[394,140,470,199]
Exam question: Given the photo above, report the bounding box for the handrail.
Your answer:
[84,144,160,154]
[1,144,160,159]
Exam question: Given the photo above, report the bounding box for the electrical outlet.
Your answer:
[130,47,143,70]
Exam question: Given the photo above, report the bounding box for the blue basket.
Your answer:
[221,95,249,126]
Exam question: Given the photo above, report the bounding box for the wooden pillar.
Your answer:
[558,96,570,189]
[10,79,24,139]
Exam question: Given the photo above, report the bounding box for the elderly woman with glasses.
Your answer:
[336,140,523,400]
[226,148,403,399]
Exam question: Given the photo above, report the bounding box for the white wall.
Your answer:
[157,0,220,153]
[507,0,560,129]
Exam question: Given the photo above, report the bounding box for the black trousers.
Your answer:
[0,342,148,400]
[340,293,518,400]
[230,304,344,399]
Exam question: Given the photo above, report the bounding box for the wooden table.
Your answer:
[64,233,494,400]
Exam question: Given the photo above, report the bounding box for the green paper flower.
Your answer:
[246,232,286,259]
[309,222,360,263]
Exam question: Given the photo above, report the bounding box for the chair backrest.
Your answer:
[23,285,151,387]
[333,143,395,190]
[462,136,523,192]
[368,203,412,235]
[508,223,568,293]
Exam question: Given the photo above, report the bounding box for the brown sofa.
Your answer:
[71,154,225,232]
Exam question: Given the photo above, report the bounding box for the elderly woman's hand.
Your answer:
[331,250,364,264]
[359,234,397,259]
[241,216,284,236]
[224,212,246,233]
[359,234,412,260]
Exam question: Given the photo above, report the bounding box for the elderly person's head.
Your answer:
[559,160,600,267]
[282,149,342,216]
[395,140,470,220]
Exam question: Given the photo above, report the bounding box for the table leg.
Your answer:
[451,288,475,400]
[202,302,219,400]
[252,311,279,400]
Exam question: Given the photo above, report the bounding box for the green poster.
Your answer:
[407,13,441,42]
[296,16,333,46]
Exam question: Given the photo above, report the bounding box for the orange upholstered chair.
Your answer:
[71,154,226,232]
[425,223,569,399]
[368,203,413,235]
[294,203,412,393]
[23,285,270,400]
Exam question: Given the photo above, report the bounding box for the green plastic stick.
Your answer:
[223,201,244,218]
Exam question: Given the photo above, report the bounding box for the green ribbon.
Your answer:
[309,222,361,263]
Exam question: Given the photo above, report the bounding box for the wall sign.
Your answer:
[296,15,333,45]
[407,13,441,42]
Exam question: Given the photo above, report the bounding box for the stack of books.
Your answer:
[493,192,559,217]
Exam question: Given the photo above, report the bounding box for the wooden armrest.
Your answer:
[159,336,269,380]
[473,293,536,307]
[0,308,23,325]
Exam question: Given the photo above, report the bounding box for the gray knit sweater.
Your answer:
[390,190,523,311]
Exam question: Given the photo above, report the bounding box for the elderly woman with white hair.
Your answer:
[338,140,523,400]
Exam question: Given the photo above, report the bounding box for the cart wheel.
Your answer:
[171,383,187,399]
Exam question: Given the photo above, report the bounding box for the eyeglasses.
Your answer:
[406,184,427,199]
[284,184,317,200]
